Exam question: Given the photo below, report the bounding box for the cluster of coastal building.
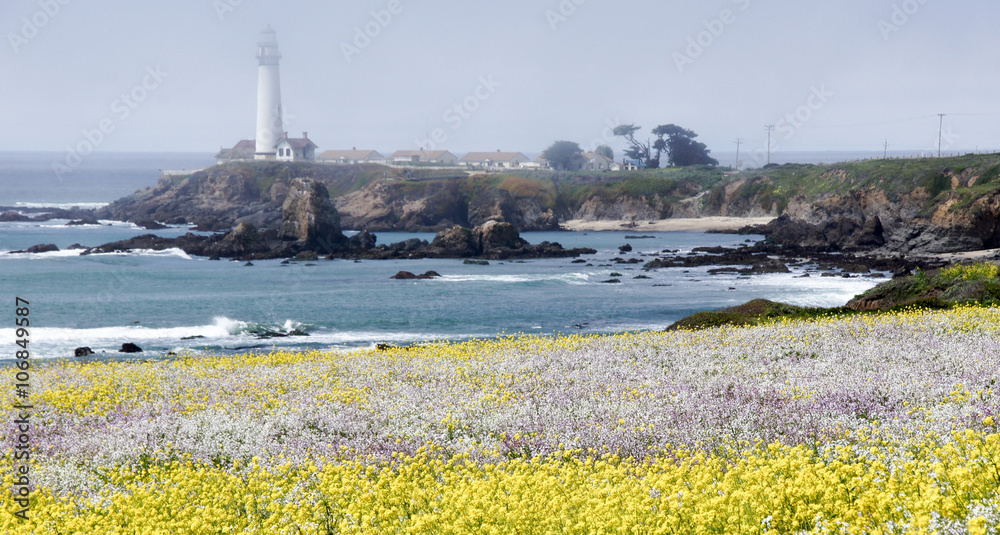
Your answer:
[216,141,623,171]
[216,27,632,173]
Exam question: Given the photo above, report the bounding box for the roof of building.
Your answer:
[276,133,317,150]
[582,152,612,162]
[390,150,454,160]
[215,139,256,160]
[460,151,528,163]
[318,149,383,160]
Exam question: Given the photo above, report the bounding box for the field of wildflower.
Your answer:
[3,305,1000,533]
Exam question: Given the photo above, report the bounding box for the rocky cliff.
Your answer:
[95,162,389,231]
[733,156,1000,255]
[93,155,1000,256]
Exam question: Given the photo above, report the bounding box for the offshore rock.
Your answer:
[278,178,347,252]
[9,243,59,254]
[338,220,596,260]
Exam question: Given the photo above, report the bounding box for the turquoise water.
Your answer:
[0,152,886,359]
[1,223,884,359]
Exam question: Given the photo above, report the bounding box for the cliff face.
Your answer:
[774,174,1000,254]
[96,162,387,231]
[95,156,1000,255]
[334,178,561,231]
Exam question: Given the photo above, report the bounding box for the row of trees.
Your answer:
[613,123,718,168]
[541,123,718,171]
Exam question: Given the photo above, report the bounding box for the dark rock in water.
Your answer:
[28,243,59,253]
[625,235,655,239]
[476,219,523,251]
[66,243,85,250]
[600,278,621,283]
[291,250,319,261]
[841,264,871,274]
[390,270,441,280]
[740,258,790,275]
[66,218,101,226]
[181,335,205,340]
[464,259,489,265]
[431,225,479,256]
[634,275,651,279]
[278,178,346,252]
[119,343,143,353]
[610,272,623,277]
[134,219,168,230]
[244,261,254,266]
[0,211,30,222]
[74,347,95,357]
[18,244,59,254]
[346,229,377,251]
[345,220,595,261]
[203,222,272,258]
[571,259,587,263]
[618,244,633,253]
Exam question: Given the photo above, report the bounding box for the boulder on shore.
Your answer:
[74,347,95,357]
[119,343,143,353]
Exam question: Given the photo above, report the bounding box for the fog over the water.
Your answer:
[3,1,998,157]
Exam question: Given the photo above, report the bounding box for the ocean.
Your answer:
[1,152,886,360]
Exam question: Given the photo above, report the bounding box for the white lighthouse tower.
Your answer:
[254,26,283,160]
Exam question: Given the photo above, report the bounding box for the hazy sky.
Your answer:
[4,1,999,159]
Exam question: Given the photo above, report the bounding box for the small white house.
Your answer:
[581,152,613,171]
[274,132,317,162]
[389,150,459,165]
[318,149,385,164]
[460,151,531,169]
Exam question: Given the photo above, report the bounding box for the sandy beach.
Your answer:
[560,216,775,233]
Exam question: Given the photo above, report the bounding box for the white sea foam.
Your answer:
[88,248,193,260]
[12,202,109,210]
[25,316,470,359]
[438,272,589,285]
[0,249,83,259]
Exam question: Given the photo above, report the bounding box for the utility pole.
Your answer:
[937,113,946,157]
[734,138,742,170]
[884,139,888,159]
[765,124,775,165]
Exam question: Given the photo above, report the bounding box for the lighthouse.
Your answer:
[254,26,283,159]
[215,26,316,164]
